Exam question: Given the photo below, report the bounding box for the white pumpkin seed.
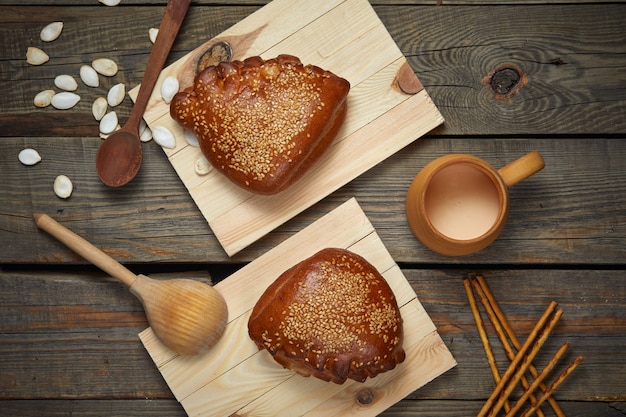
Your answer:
[149,28,159,44]
[53,175,73,199]
[34,89,56,108]
[92,97,108,121]
[195,156,211,176]
[26,47,49,65]
[92,58,118,76]
[140,126,153,142]
[160,76,179,104]
[139,120,152,142]
[40,22,63,42]
[80,65,99,88]
[18,148,42,166]
[184,130,199,147]
[152,126,176,149]
[99,111,118,135]
[99,0,121,6]
[54,74,78,91]
[51,92,80,110]
[107,83,125,107]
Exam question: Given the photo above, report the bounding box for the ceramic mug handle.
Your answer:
[498,151,545,187]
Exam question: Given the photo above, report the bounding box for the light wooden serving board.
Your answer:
[130,0,444,256]
[139,198,456,417]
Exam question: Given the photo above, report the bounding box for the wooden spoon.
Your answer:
[33,213,228,356]
[96,0,191,187]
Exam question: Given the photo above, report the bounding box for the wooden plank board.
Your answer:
[139,198,456,417]
[130,0,444,256]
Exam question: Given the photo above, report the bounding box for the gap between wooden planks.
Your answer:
[129,0,444,256]
[140,198,456,417]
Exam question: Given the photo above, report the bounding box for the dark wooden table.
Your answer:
[1,0,625,416]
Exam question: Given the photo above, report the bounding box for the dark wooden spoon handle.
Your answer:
[126,0,191,132]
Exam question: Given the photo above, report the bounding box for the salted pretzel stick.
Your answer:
[505,341,570,417]
[486,308,564,417]
[519,355,584,417]
[476,275,566,417]
[472,279,545,417]
[477,301,560,417]
[463,279,511,412]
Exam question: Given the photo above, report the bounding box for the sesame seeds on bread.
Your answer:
[170,55,350,195]
[248,248,405,384]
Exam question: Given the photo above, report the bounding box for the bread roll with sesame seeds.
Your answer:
[170,55,350,195]
[248,248,405,384]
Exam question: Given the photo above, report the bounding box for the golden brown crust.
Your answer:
[170,55,350,195]
[248,248,405,384]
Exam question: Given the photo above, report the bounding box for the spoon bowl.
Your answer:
[131,274,228,355]
[96,0,191,187]
[96,129,143,187]
[33,213,228,356]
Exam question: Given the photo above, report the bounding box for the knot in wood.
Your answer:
[483,64,527,100]
[197,41,232,73]
[356,387,376,405]
[490,67,520,95]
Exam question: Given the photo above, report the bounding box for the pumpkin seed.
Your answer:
[195,156,211,176]
[149,28,159,44]
[92,58,118,76]
[139,120,153,142]
[140,128,153,142]
[40,22,63,42]
[53,175,73,199]
[54,74,78,91]
[80,65,99,87]
[51,92,80,110]
[99,111,119,135]
[34,89,56,108]
[99,0,121,6]
[107,83,125,107]
[26,47,49,65]
[152,126,176,149]
[18,148,42,166]
[92,97,108,121]
[160,76,179,104]
[184,129,199,146]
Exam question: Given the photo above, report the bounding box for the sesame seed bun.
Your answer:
[170,55,350,195]
[248,248,405,384]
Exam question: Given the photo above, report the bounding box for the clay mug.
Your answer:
[405,151,545,256]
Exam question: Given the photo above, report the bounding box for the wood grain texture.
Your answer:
[1,268,624,411]
[377,4,626,135]
[2,5,626,136]
[1,1,625,415]
[2,138,624,265]
[1,399,625,417]
[139,199,455,417]
[129,0,442,255]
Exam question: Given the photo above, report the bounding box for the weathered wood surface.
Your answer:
[1,0,625,416]
[2,3,625,265]
[0,399,625,417]
[2,4,626,136]
[2,137,624,265]
[1,269,624,414]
